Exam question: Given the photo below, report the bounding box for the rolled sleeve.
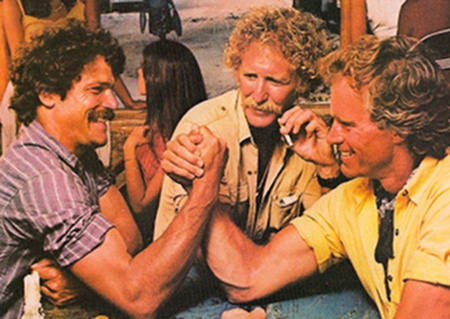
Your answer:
[56,210,113,267]
[291,216,336,273]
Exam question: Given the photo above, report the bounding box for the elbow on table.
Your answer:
[121,299,161,319]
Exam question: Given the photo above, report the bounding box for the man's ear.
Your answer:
[38,91,58,109]
[392,131,406,145]
[137,68,146,95]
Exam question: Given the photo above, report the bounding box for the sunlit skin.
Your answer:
[236,40,299,128]
[38,56,118,156]
[327,76,414,193]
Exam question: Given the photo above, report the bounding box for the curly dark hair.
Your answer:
[319,35,450,160]
[9,19,125,125]
[224,6,332,99]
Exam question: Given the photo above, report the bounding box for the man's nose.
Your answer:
[103,88,118,110]
[326,121,343,145]
[252,80,268,103]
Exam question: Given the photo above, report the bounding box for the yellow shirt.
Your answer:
[292,155,450,319]
[155,90,321,242]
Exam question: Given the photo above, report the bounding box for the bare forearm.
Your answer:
[204,206,256,291]
[394,280,450,319]
[123,179,218,316]
[72,126,227,318]
[73,182,217,318]
[205,208,319,303]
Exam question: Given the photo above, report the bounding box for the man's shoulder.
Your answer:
[419,154,450,175]
[0,142,67,185]
[179,89,240,127]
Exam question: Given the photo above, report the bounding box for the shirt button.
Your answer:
[387,275,393,282]
[402,189,408,196]
[395,229,399,236]
[247,170,253,175]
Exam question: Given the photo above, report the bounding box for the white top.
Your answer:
[366,0,405,38]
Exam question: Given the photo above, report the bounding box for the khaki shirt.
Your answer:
[154,90,321,242]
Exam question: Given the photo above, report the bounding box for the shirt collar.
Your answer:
[235,90,253,145]
[19,120,80,169]
[400,156,448,205]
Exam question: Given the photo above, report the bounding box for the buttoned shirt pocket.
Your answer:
[267,190,304,232]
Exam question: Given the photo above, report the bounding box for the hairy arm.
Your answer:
[70,126,227,318]
[204,205,318,303]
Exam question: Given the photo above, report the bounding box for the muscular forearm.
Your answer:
[73,176,219,318]
[129,186,216,310]
[205,207,319,303]
[204,206,258,301]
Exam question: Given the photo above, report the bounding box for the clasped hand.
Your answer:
[161,125,227,189]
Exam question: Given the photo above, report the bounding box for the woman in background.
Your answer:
[123,39,207,245]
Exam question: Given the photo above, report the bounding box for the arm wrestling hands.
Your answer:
[161,119,321,302]
[66,125,227,318]
[163,107,341,184]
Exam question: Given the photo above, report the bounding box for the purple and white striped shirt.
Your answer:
[0,121,115,319]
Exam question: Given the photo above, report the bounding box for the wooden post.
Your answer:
[340,0,367,47]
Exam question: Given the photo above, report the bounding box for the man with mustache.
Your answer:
[0,20,227,319]
[155,6,335,246]
[154,7,344,317]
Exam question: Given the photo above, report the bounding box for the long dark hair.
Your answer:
[141,40,207,139]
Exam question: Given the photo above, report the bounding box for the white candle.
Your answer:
[22,271,44,319]
[24,271,40,308]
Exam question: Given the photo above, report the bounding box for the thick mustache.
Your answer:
[243,97,281,115]
[87,108,115,122]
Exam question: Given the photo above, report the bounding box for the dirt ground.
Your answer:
[100,0,292,103]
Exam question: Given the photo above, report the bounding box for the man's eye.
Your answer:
[89,87,104,94]
[267,77,289,86]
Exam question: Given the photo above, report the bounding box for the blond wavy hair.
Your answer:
[319,35,450,160]
[224,6,331,98]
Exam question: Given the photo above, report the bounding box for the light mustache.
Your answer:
[243,97,282,115]
[87,108,115,122]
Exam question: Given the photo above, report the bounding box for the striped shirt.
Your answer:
[0,121,114,319]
